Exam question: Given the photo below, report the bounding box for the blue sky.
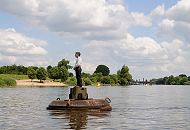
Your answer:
[0,0,189,80]
[124,0,177,13]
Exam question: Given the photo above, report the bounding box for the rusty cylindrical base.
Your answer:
[47,98,112,111]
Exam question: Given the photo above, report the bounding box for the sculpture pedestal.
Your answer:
[69,86,88,100]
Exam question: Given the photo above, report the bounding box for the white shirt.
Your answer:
[74,57,82,68]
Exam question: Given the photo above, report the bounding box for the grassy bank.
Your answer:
[0,74,28,80]
[0,74,29,87]
[0,74,66,87]
[0,75,17,87]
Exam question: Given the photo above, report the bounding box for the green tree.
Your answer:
[31,66,38,71]
[188,76,190,81]
[58,59,72,69]
[36,67,47,83]
[119,78,128,86]
[9,64,17,74]
[27,67,36,81]
[82,72,91,78]
[179,74,187,77]
[83,77,92,86]
[118,65,132,86]
[0,65,28,75]
[180,77,188,85]
[65,77,77,86]
[90,76,97,83]
[110,74,118,85]
[92,73,103,82]
[166,75,174,85]
[184,81,190,85]
[101,76,111,84]
[151,74,190,85]
[69,72,74,77]
[0,66,6,74]
[48,66,60,81]
[174,76,180,85]
[59,66,69,82]
[47,65,52,75]
[17,65,27,75]
[155,78,163,85]
[94,65,110,76]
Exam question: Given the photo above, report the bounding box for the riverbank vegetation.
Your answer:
[0,58,132,86]
[0,74,28,87]
[0,75,16,87]
[150,74,190,85]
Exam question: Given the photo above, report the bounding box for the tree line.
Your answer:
[0,65,28,75]
[81,64,132,86]
[150,74,190,85]
[0,59,133,86]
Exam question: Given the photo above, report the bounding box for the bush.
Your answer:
[110,78,115,85]
[92,73,103,82]
[184,81,190,85]
[69,72,74,77]
[65,77,77,86]
[110,74,118,85]
[83,77,92,86]
[90,76,97,83]
[3,78,16,86]
[0,77,16,87]
[0,79,6,86]
[101,76,111,84]
[119,78,129,86]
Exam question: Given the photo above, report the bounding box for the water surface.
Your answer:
[0,85,190,130]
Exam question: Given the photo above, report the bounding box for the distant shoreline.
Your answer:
[16,79,66,87]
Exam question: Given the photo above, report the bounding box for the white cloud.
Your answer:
[158,19,190,42]
[0,28,48,66]
[121,34,163,56]
[0,0,151,41]
[159,19,175,29]
[1,0,190,79]
[167,0,190,23]
[156,0,190,43]
[150,4,165,17]
[131,12,152,27]
[85,33,190,78]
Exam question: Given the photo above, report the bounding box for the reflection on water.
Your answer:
[0,86,190,130]
[49,110,110,130]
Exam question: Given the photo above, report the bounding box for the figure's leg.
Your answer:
[79,68,82,87]
[78,67,82,87]
[75,68,79,86]
[76,67,82,87]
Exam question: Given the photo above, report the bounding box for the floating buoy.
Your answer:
[47,86,112,111]
[47,98,112,111]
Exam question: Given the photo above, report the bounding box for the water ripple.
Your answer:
[0,86,190,130]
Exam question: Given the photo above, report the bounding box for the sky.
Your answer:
[0,0,190,80]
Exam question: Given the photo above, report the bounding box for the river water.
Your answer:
[0,85,190,130]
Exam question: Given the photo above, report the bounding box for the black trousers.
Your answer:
[75,66,82,87]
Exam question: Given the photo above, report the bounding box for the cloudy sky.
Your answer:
[0,0,190,80]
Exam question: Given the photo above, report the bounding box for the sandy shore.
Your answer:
[16,79,66,87]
